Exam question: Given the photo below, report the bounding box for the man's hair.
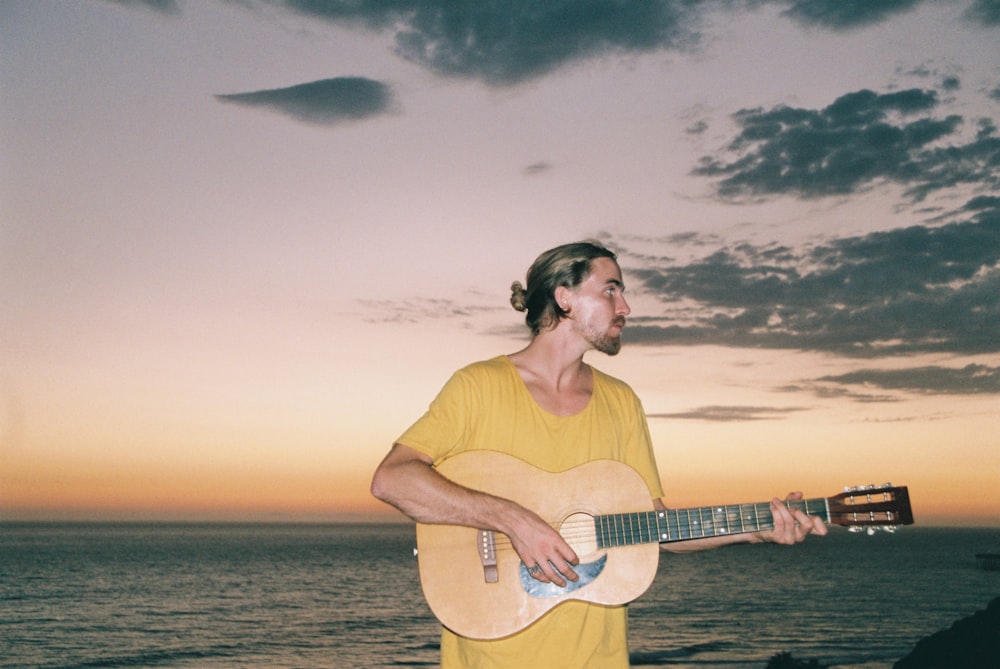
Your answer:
[510,240,618,335]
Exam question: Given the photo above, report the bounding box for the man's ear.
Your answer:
[554,285,572,312]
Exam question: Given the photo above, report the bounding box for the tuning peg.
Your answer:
[848,525,898,535]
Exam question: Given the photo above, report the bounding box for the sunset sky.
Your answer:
[2,0,998,526]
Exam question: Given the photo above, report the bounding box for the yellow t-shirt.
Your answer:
[397,356,663,669]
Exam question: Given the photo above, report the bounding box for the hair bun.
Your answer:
[510,281,527,312]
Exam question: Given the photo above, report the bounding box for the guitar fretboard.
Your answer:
[595,499,831,548]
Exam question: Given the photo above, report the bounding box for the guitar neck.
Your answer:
[596,498,830,547]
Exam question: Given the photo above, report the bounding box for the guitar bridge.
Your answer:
[478,529,498,583]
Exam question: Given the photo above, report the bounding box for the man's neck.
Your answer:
[509,328,592,393]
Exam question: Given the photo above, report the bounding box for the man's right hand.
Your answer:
[503,505,580,587]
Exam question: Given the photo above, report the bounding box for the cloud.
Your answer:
[99,0,179,13]
[358,297,501,325]
[269,0,705,85]
[964,0,1000,25]
[623,199,1000,358]
[117,2,1000,86]
[780,0,925,29]
[257,1,998,86]
[692,85,1000,202]
[777,383,901,403]
[215,77,396,125]
[647,405,807,422]
[818,364,1000,394]
[523,161,553,176]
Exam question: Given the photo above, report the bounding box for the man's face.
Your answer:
[567,257,631,355]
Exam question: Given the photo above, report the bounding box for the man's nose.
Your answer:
[617,294,631,316]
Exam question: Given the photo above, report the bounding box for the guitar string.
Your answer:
[467,496,892,556]
[480,507,784,555]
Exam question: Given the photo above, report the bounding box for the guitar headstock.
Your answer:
[828,484,913,534]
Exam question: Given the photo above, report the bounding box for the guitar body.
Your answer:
[416,451,660,640]
[414,451,914,640]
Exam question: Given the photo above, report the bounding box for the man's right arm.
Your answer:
[370,443,579,586]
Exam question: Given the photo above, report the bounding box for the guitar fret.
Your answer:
[713,506,729,535]
[594,496,837,551]
[762,502,775,531]
[655,510,668,542]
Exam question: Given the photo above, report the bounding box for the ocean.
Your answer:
[1,523,997,669]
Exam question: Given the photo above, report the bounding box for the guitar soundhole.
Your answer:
[560,511,599,559]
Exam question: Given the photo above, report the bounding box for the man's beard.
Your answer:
[590,317,626,356]
[594,334,622,356]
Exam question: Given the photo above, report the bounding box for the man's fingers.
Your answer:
[527,556,580,587]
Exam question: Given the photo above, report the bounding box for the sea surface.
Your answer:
[1,523,997,669]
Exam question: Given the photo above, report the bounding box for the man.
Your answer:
[370,241,827,668]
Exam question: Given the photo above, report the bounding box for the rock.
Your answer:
[893,596,1000,668]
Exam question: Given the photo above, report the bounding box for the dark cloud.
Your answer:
[781,0,924,29]
[261,1,998,86]
[942,76,961,91]
[215,77,396,125]
[777,383,901,403]
[99,0,179,13]
[686,119,710,135]
[117,2,999,86]
[692,86,1000,202]
[819,364,1000,394]
[647,405,807,422]
[523,161,553,176]
[623,199,1000,359]
[776,0,1000,30]
[270,0,704,85]
[965,0,1000,25]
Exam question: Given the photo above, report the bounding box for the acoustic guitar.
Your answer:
[415,450,913,639]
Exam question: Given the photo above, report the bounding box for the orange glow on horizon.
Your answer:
[3,458,997,526]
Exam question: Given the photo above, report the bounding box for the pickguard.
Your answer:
[518,554,608,598]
